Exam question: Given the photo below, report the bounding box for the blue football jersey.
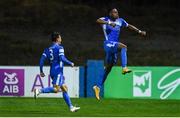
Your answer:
[40,43,72,76]
[100,17,128,42]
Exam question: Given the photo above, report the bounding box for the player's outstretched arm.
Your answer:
[96,18,116,27]
[59,47,74,67]
[127,24,146,36]
[60,55,74,67]
[96,18,108,25]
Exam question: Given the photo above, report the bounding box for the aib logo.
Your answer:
[3,72,19,93]
[0,69,24,96]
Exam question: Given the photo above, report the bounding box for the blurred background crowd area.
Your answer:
[0,0,179,66]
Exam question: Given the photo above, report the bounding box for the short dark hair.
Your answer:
[108,7,118,13]
[51,32,60,41]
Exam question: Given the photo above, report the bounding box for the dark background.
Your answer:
[0,0,179,66]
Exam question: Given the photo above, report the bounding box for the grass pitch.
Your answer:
[0,97,180,117]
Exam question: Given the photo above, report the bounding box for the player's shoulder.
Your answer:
[58,44,64,49]
[42,48,49,56]
[118,17,126,21]
[44,48,49,52]
[57,44,64,52]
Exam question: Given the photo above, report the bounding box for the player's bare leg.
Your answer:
[60,84,80,112]
[93,64,113,100]
[117,43,132,75]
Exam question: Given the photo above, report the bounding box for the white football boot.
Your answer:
[70,106,80,112]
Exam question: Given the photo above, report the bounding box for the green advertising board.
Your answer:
[104,67,180,100]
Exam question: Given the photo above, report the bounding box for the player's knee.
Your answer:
[124,45,127,48]
[118,43,127,48]
[60,84,68,92]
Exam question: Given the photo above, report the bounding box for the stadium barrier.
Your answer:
[0,66,79,98]
[1,63,180,100]
[104,66,180,100]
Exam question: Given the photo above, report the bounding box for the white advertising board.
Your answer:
[0,66,79,98]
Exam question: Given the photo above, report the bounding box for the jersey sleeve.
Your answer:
[120,18,129,27]
[59,47,73,65]
[39,49,48,73]
[59,48,65,56]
